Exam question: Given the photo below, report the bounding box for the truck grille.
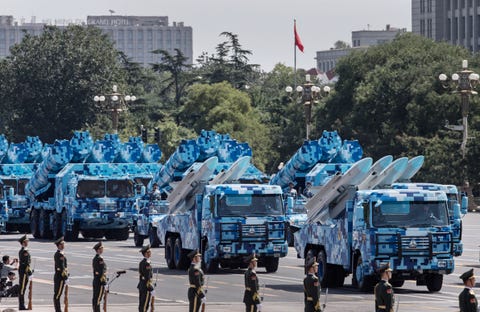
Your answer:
[99,203,117,212]
[375,232,453,258]
[219,221,285,242]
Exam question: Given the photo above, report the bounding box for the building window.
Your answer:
[420,19,426,36]
[427,0,432,12]
[420,0,425,13]
[427,19,433,38]
[447,18,452,40]
[454,0,458,10]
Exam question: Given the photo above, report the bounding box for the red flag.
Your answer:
[294,20,304,52]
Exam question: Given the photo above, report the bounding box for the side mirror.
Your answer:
[461,196,468,215]
[8,187,14,197]
[286,196,294,213]
[140,185,146,196]
[452,202,461,219]
[353,201,365,228]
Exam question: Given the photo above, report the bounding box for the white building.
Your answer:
[0,15,193,67]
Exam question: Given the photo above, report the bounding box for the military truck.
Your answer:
[392,182,467,256]
[0,136,44,232]
[294,157,455,292]
[26,131,158,240]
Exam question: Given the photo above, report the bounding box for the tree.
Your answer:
[333,40,350,49]
[319,32,477,185]
[0,25,126,142]
[181,82,273,171]
[196,32,260,89]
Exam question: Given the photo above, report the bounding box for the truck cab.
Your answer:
[352,189,454,292]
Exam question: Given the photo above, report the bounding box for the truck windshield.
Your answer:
[0,179,17,197]
[217,194,284,217]
[106,180,134,198]
[372,201,449,228]
[18,179,28,195]
[77,180,106,198]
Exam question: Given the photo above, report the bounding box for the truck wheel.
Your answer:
[39,209,52,239]
[149,226,161,248]
[286,225,294,247]
[333,265,345,287]
[30,209,40,238]
[203,255,219,274]
[173,238,188,270]
[426,273,443,292]
[390,279,404,287]
[63,210,79,241]
[317,250,330,288]
[51,212,63,239]
[264,257,279,273]
[134,228,145,247]
[353,256,373,292]
[165,237,176,269]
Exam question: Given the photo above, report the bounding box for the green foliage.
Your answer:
[182,82,272,171]
[0,25,126,142]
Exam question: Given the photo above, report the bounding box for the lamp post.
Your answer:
[439,60,479,158]
[94,85,136,133]
[286,74,330,140]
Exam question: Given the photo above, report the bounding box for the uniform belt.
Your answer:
[190,284,197,288]
[377,305,386,309]
[306,297,313,301]
[245,287,251,291]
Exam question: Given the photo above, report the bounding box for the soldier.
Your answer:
[374,262,394,312]
[187,249,205,312]
[18,234,32,311]
[243,253,262,312]
[53,237,68,312]
[138,244,154,312]
[92,242,107,312]
[459,268,478,312]
[303,257,321,312]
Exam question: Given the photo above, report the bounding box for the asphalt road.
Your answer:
[0,212,479,311]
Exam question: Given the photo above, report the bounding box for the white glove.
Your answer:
[201,297,207,304]
[64,279,69,286]
[256,303,262,311]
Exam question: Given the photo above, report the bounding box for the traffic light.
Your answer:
[141,128,148,142]
[154,128,161,144]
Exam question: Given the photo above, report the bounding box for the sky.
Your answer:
[4,0,411,72]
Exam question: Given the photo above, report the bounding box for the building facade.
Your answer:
[315,25,405,75]
[0,15,193,67]
[412,0,480,52]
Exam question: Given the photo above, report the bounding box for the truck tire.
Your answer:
[317,250,330,288]
[51,212,63,239]
[165,237,176,269]
[333,265,345,287]
[30,209,40,238]
[173,238,189,270]
[286,225,294,247]
[426,273,443,292]
[149,226,161,248]
[353,256,374,292]
[62,210,79,241]
[39,209,52,239]
[264,257,279,273]
[134,228,145,247]
[105,228,129,241]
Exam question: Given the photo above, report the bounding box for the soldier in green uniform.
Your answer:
[374,262,394,312]
[92,242,107,312]
[303,257,321,312]
[187,249,205,312]
[53,237,68,312]
[18,234,32,310]
[243,253,262,312]
[138,244,154,312]
[459,268,478,312]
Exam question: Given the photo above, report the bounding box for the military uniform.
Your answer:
[459,268,478,312]
[138,244,154,312]
[92,242,107,312]
[303,258,321,312]
[18,235,32,310]
[374,263,394,312]
[187,249,205,312]
[243,254,261,312]
[53,237,68,312]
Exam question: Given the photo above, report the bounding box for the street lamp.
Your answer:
[94,85,136,133]
[286,74,331,140]
[439,60,479,158]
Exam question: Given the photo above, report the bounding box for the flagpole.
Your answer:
[294,19,297,88]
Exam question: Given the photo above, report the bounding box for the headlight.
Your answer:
[437,260,446,268]
[273,245,282,252]
[222,246,232,253]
